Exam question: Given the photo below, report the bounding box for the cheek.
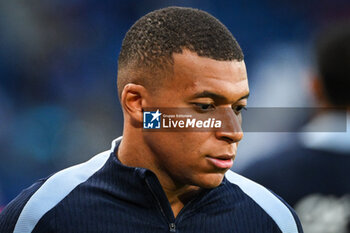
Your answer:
[174,133,209,154]
[166,134,213,172]
[238,114,242,124]
[144,132,212,166]
[144,133,190,157]
[164,136,199,162]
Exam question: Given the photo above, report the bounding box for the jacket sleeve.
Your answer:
[0,180,45,233]
[271,190,304,233]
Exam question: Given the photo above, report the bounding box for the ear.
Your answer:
[121,84,147,125]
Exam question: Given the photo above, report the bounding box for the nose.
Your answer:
[215,110,243,143]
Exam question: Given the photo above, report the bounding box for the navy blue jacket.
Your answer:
[0,137,303,233]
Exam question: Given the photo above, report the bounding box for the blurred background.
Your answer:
[0,0,349,211]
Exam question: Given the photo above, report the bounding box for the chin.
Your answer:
[195,173,225,189]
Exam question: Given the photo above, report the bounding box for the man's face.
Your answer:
[143,50,249,188]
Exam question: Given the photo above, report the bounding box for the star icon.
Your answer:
[150,109,162,122]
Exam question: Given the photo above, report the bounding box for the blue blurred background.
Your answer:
[0,0,349,209]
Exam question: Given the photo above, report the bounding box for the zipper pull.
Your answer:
[169,223,176,232]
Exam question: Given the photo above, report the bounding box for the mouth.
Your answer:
[206,154,234,169]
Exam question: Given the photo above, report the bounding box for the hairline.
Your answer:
[117,49,243,99]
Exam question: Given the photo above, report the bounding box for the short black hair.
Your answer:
[117,6,244,98]
[316,21,350,106]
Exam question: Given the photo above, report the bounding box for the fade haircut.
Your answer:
[316,21,350,106]
[117,6,244,98]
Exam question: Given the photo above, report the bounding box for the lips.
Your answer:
[206,154,234,169]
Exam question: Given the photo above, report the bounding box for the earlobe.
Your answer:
[121,84,146,125]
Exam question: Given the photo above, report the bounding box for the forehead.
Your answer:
[167,50,249,101]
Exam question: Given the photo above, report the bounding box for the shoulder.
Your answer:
[0,179,46,232]
[224,170,304,233]
[0,150,111,233]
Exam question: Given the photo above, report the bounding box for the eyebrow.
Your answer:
[192,91,249,102]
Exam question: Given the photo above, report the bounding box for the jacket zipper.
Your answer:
[145,179,209,232]
[169,223,176,232]
[174,188,209,224]
[145,179,176,232]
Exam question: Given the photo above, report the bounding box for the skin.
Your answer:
[310,75,332,107]
[118,50,249,217]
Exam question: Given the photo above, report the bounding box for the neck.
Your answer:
[117,132,201,217]
[162,185,202,217]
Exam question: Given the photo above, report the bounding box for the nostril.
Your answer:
[221,136,234,143]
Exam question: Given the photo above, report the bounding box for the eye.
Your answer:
[192,103,215,112]
[233,105,247,114]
